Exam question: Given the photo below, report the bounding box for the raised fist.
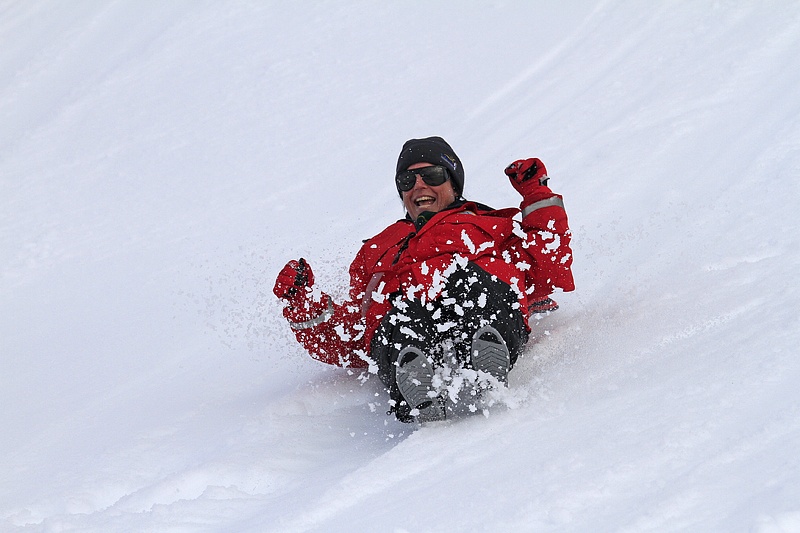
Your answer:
[504,158,549,196]
[273,258,314,300]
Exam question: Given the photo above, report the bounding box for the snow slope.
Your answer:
[2,1,800,531]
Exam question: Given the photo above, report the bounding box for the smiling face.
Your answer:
[401,162,457,220]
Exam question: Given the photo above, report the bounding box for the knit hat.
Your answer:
[396,136,464,196]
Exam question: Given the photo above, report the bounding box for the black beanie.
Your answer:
[396,136,464,196]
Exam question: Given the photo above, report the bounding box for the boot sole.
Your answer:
[471,325,511,383]
[396,347,445,422]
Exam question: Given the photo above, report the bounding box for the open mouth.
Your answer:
[414,195,436,208]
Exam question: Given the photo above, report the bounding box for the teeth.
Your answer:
[415,196,435,206]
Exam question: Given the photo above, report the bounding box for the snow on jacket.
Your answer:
[286,188,574,369]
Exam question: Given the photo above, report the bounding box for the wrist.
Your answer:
[520,194,564,219]
[284,294,333,330]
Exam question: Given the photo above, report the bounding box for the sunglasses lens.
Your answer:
[420,166,448,186]
[395,166,449,192]
[396,172,416,192]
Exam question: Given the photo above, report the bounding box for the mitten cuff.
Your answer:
[521,195,564,218]
[284,294,334,330]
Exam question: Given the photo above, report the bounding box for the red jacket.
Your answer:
[287,188,574,368]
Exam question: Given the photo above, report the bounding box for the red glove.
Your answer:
[273,258,314,300]
[282,294,331,326]
[274,259,332,327]
[504,158,549,197]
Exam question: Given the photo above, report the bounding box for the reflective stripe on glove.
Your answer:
[284,295,334,330]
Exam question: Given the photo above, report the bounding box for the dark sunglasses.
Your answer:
[395,165,450,193]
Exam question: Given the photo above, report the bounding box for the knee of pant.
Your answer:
[370,320,395,387]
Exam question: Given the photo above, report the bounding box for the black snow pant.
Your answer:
[370,261,529,419]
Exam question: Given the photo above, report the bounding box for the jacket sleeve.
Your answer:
[285,249,373,369]
[517,184,575,299]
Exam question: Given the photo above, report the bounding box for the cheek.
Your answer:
[438,188,456,206]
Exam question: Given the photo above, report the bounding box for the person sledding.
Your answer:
[274,136,574,422]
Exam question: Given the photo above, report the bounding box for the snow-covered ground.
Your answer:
[2,2,800,531]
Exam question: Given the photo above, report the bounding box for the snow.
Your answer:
[2,1,800,531]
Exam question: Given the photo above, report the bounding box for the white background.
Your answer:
[2,2,799,531]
